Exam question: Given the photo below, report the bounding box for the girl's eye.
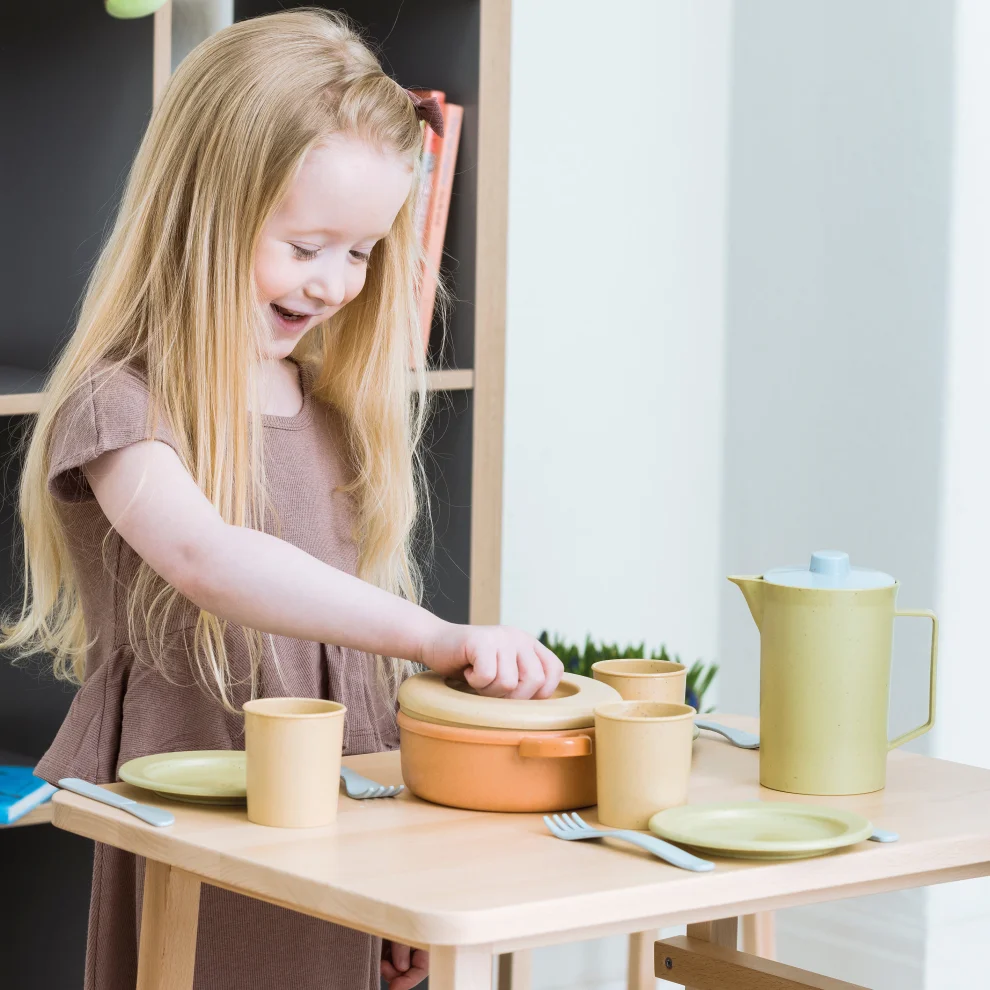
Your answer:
[350,250,371,263]
[291,244,319,260]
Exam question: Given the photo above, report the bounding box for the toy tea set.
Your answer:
[67,549,936,868]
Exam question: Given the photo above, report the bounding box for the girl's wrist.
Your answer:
[411,611,454,669]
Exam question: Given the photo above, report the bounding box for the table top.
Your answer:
[51,716,990,951]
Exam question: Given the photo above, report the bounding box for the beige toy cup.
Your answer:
[594,701,694,830]
[243,698,346,828]
[591,658,687,704]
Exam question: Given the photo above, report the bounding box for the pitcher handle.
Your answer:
[888,609,939,751]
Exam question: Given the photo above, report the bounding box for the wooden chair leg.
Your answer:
[741,912,776,959]
[136,859,201,990]
[497,950,532,990]
[628,930,660,990]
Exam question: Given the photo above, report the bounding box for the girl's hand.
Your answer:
[381,941,428,990]
[422,624,564,699]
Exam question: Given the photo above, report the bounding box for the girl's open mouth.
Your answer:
[270,302,311,333]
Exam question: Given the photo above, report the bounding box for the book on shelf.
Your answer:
[410,89,446,248]
[0,764,56,825]
[410,91,464,358]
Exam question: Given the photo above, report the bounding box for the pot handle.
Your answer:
[889,609,939,751]
[518,735,593,759]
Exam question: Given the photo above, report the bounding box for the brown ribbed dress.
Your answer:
[35,360,397,990]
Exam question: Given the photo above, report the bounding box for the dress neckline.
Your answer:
[262,358,314,431]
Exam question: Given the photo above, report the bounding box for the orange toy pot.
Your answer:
[396,671,622,813]
[398,711,597,812]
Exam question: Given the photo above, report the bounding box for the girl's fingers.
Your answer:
[507,647,544,699]
[492,646,519,696]
[533,640,565,698]
[390,941,411,972]
[389,949,429,990]
[463,642,497,693]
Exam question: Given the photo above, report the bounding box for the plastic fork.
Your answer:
[339,766,404,799]
[543,811,715,872]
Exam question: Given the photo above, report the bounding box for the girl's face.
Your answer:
[254,133,414,360]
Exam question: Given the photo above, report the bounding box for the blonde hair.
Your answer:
[2,8,437,707]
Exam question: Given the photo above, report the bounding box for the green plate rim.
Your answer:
[119,749,247,799]
[648,801,873,855]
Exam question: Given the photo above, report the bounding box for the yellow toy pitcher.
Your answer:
[729,551,938,795]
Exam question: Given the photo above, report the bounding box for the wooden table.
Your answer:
[51,716,990,990]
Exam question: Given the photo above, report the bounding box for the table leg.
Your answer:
[136,859,202,990]
[680,917,738,990]
[430,945,495,990]
[497,950,532,990]
[741,911,776,959]
[628,930,660,990]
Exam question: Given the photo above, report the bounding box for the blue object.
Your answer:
[58,778,175,827]
[763,550,895,591]
[0,766,56,825]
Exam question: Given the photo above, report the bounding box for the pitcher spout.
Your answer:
[728,575,765,629]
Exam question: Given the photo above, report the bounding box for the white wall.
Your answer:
[503,0,733,670]
[717,2,956,988]
[927,1,990,985]
[504,2,990,988]
[503,1,733,986]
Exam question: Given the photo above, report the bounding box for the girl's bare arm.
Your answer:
[83,439,562,699]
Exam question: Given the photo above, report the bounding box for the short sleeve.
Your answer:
[47,362,180,503]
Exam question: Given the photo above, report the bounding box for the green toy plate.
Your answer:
[649,801,873,860]
[119,750,247,805]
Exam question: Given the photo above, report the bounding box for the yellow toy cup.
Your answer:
[243,698,346,828]
[594,701,695,830]
[592,658,687,703]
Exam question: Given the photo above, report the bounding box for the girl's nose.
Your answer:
[307,259,347,308]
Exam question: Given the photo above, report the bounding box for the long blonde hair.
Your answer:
[2,8,435,707]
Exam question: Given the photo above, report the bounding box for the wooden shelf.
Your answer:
[423,368,473,391]
[0,366,46,416]
[0,368,475,418]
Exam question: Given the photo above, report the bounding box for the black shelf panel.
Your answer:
[0,366,45,394]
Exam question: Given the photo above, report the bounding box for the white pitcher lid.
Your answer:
[763,550,895,590]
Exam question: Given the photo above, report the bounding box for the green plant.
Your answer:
[537,632,718,713]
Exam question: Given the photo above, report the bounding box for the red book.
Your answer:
[410,89,445,248]
[418,101,463,354]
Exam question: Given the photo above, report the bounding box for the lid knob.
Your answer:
[809,550,851,579]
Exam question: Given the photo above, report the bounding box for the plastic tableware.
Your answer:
[694,719,761,749]
[649,801,873,860]
[594,701,695,830]
[729,550,938,795]
[121,751,403,805]
[591,659,687,704]
[243,698,345,828]
[543,811,714,872]
[119,751,247,805]
[58,777,175,827]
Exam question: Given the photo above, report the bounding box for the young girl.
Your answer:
[3,10,561,990]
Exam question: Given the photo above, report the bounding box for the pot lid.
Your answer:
[397,671,621,731]
[763,550,895,590]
